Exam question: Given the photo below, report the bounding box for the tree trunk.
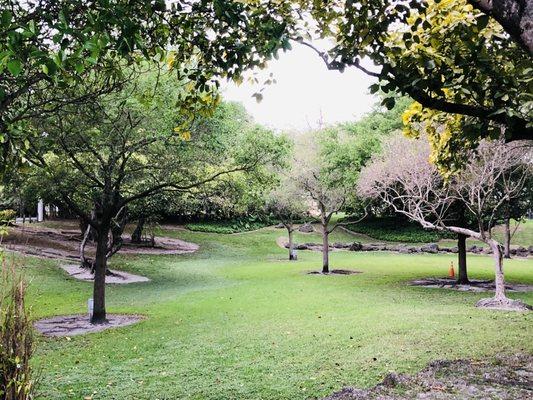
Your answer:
[322,226,329,273]
[503,216,511,258]
[489,240,507,301]
[80,224,93,270]
[131,216,145,243]
[288,227,295,261]
[456,233,469,284]
[91,224,110,324]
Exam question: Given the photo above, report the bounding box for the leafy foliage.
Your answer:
[0,0,297,171]
[291,0,531,171]
[344,216,453,243]
[185,216,276,234]
[0,210,16,225]
[0,260,36,400]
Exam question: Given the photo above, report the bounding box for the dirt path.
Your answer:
[1,224,199,261]
[35,314,143,337]
[60,264,150,284]
[324,354,532,400]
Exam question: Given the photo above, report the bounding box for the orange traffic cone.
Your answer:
[448,261,455,278]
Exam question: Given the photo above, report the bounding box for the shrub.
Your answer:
[344,216,454,243]
[0,210,16,226]
[186,216,276,234]
[0,258,36,400]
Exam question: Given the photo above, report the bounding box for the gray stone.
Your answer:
[421,243,439,253]
[349,242,363,251]
[298,223,315,233]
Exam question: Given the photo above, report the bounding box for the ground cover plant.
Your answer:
[15,222,532,399]
[343,216,453,243]
[185,216,277,234]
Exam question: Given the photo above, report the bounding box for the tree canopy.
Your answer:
[287,0,532,171]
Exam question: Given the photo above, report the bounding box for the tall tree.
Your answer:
[26,70,290,323]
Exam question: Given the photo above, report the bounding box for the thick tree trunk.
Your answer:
[489,240,507,301]
[457,233,469,284]
[91,225,110,324]
[322,226,329,273]
[288,228,296,261]
[503,216,511,258]
[131,216,145,243]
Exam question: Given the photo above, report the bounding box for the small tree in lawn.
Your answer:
[359,135,532,309]
[266,181,308,261]
[295,167,348,273]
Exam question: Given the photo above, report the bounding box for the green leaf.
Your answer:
[369,84,380,94]
[424,59,436,70]
[7,59,21,76]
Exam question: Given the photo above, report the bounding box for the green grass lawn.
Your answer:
[11,225,533,399]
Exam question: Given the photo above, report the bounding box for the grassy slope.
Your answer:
[13,225,533,399]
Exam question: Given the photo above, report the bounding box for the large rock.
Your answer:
[298,223,315,233]
[349,242,363,251]
[333,242,350,249]
[420,243,439,253]
[468,245,483,254]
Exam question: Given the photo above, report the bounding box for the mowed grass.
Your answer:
[12,225,533,399]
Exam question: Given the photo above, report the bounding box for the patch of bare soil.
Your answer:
[410,278,533,293]
[307,269,362,275]
[34,314,143,337]
[60,264,150,284]
[475,296,532,311]
[1,224,198,261]
[324,353,533,400]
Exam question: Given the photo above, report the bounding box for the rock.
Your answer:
[468,245,483,254]
[362,244,378,251]
[382,372,401,388]
[275,223,284,229]
[528,245,533,255]
[449,246,458,253]
[421,243,439,253]
[333,242,350,249]
[398,246,410,254]
[516,246,529,257]
[298,223,315,233]
[349,242,363,251]
[295,244,309,250]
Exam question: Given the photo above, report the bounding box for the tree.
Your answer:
[291,0,531,171]
[291,135,361,273]
[359,135,532,309]
[318,96,411,209]
[25,70,290,323]
[1,0,297,171]
[467,0,533,53]
[266,180,308,261]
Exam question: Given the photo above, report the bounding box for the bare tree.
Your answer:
[295,167,347,273]
[266,181,308,261]
[359,135,532,310]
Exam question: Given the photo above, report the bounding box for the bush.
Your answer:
[0,258,36,400]
[0,210,16,226]
[186,216,276,234]
[344,216,454,243]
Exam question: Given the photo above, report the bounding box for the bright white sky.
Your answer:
[221,42,379,132]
